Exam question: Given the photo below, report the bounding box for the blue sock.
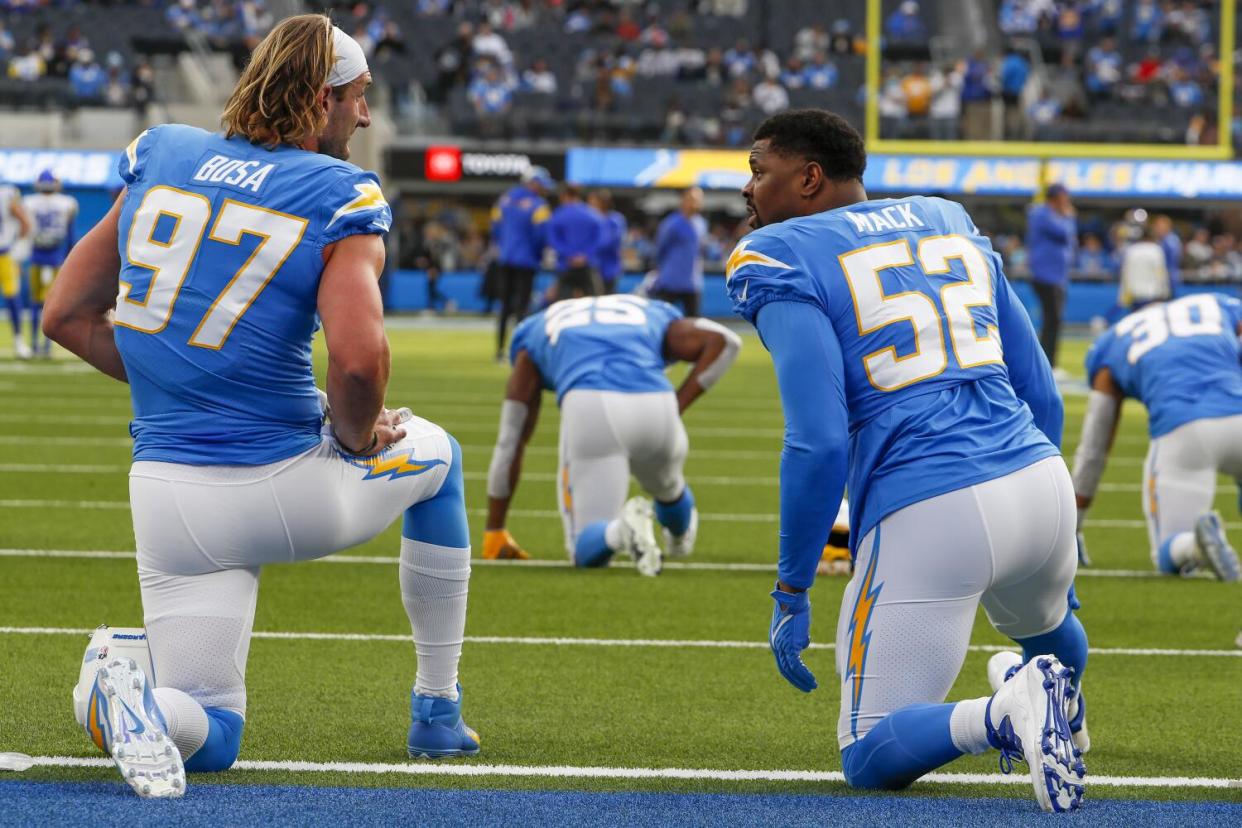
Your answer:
[4,297,19,337]
[183,707,244,772]
[1016,610,1088,690]
[29,303,41,350]
[401,433,469,549]
[574,521,613,567]
[1156,536,1181,575]
[840,703,962,790]
[653,486,695,536]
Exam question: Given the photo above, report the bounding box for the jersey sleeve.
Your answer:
[725,230,822,325]
[1083,330,1115,385]
[117,127,160,186]
[320,169,393,247]
[1216,293,1242,333]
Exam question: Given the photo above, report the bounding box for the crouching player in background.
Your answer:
[483,295,740,575]
[44,16,476,799]
[1074,294,1242,581]
[730,110,1087,812]
[23,170,78,358]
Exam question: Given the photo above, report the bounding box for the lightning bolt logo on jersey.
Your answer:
[727,196,1058,546]
[510,296,684,402]
[1086,293,1242,438]
[112,124,391,465]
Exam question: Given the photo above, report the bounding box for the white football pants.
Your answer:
[556,389,688,555]
[835,456,1077,749]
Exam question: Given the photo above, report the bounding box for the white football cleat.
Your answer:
[620,497,662,577]
[73,625,155,742]
[985,655,1085,813]
[14,339,32,360]
[987,650,1089,755]
[662,507,698,559]
[89,657,185,799]
[1193,511,1241,582]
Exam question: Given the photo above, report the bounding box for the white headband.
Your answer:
[327,26,368,88]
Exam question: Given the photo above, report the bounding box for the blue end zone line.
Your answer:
[0,547,1210,580]
[2,625,1238,659]
[15,755,1242,789]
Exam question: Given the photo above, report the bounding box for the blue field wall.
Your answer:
[387,269,1242,324]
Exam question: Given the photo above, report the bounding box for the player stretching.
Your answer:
[1074,294,1242,581]
[0,179,32,357]
[728,110,1086,812]
[44,16,477,799]
[23,170,78,357]
[483,295,740,574]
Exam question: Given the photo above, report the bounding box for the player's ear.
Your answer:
[317,84,332,113]
[800,161,825,200]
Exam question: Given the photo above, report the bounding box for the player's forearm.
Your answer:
[778,443,847,590]
[46,312,127,383]
[326,355,389,452]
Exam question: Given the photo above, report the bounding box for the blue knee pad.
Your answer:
[184,708,245,772]
[839,703,961,790]
[402,432,469,549]
[1017,610,1088,689]
[1156,536,1182,575]
[574,521,613,568]
[653,487,695,536]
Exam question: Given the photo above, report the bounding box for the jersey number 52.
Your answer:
[114,186,308,350]
[841,235,1002,391]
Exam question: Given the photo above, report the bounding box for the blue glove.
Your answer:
[769,585,817,692]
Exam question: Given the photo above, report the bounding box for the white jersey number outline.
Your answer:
[544,295,649,345]
[1115,293,1222,365]
[840,235,1002,392]
[115,186,308,349]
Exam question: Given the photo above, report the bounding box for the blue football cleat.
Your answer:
[986,655,1085,813]
[90,657,185,798]
[408,685,479,759]
[1193,511,1240,582]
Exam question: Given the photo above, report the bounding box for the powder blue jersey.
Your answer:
[728,196,1060,549]
[1085,293,1242,438]
[114,124,391,465]
[511,295,682,402]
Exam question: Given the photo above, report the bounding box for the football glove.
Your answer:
[483,529,530,561]
[769,585,817,692]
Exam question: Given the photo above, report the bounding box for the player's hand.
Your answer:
[483,529,531,560]
[769,585,817,692]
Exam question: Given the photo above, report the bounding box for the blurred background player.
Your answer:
[650,187,707,316]
[588,188,626,294]
[44,16,477,798]
[1073,294,1242,582]
[818,500,851,577]
[483,295,740,574]
[1025,183,1076,379]
[0,179,32,358]
[23,170,79,358]
[1116,223,1171,312]
[547,183,603,300]
[730,110,1085,812]
[491,165,551,360]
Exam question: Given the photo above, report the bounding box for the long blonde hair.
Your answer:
[221,14,335,147]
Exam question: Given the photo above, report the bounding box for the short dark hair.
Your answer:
[752,109,866,183]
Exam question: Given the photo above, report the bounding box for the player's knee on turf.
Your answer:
[183,708,245,772]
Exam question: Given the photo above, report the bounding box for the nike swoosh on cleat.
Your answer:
[119,701,146,735]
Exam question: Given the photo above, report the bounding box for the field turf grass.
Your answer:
[0,320,1239,822]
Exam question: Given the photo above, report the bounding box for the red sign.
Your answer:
[424,145,462,182]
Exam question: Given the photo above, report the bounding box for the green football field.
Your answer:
[0,321,1239,810]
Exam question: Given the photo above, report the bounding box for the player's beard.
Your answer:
[317,133,351,161]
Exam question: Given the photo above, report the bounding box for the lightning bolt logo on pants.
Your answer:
[343,451,446,481]
[845,531,883,737]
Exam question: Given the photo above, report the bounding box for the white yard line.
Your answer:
[2,625,1236,658]
[0,548,1195,579]
[17,754,1241,788]
[0,498,1220,529]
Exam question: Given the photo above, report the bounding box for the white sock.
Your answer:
[400,538,471,700]
[604,519,625,551]
[949,696,992,755]
[1171,532,1198,569]
[152,686,210,760]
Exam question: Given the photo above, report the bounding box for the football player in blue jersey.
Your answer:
[727,110,1087,812]
[1073,294,1242,582]
[23,170,78,357]
[43,16,477,798]
[482,295,740,574]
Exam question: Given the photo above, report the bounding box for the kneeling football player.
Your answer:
[483,295,740,575]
